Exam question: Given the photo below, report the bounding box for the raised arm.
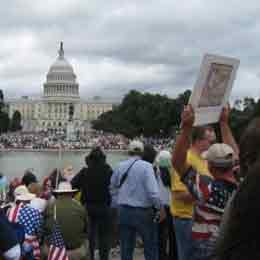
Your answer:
[172,105,194,176]
[220,106,239,158]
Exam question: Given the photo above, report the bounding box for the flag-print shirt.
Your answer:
[19,206,43,259]
[7,203,43,259]
[181,168,237,246]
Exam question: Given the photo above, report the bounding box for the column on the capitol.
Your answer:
[59,103,62,119]
[56,103,58,120]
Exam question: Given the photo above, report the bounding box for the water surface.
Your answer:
[0,150,128,180]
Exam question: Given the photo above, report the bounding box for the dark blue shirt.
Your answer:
[0,209,19,253]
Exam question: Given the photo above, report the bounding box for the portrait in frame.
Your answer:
[189,54,240,126]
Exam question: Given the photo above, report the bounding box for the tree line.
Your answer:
[0,90,22,133]
[92,89,260,140]
[92,90,191,138]
[1,88,259,140]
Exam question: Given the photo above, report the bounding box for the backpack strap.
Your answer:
[118,159,139,188]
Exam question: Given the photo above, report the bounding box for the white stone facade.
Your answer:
[7,43,114,133]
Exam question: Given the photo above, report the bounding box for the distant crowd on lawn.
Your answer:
[0,132,172,151]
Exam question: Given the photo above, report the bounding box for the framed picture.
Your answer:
[189,54,240,126]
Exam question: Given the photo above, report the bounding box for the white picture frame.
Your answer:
[189,54,240,126]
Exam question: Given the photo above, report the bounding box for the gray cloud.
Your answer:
[1,1,260,101]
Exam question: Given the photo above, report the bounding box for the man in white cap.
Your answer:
[44,181,88,260]
[172,105,238,260]
[110,140,161,260]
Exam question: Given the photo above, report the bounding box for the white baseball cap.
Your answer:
[202,143,234,168]
[155,150,172,169]
[128,140,144,153]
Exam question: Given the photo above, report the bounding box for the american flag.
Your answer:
[47,221,69,260]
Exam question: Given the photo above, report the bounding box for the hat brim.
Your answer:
[202,151,234,168]
[16,193,36,201]
[53,189,78,193]
[208,159,234,168]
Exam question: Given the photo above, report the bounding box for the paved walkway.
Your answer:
[111,248,144,260]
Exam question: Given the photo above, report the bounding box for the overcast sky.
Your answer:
[1,1,260,101]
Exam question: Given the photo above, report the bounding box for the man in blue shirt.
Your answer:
[110,140,161,260]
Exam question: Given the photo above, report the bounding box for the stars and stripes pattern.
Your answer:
[18,206,43,260]
[182,167,237,241]
[47,221,69,260]
[7,203,43,260]
[23,234,41,259]
[7,202,24,222]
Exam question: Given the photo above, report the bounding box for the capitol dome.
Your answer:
[43,42,79,99]
[49,58,74,74]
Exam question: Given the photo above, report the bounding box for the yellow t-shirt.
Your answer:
[170,149,209,219]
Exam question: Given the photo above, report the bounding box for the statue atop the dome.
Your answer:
[58,41,64,59]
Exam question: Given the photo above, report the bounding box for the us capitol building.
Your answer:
[7,43,114,134]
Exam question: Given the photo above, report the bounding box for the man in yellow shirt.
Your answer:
[171,126,215,260]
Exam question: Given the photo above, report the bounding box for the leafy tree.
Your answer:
[0,112,9,134]
[243,97,255,113]
[234,99,242,111]
[92,89,191,138]
[0,90,10,134]
[253,99,260,117]
[0,90,4,112]
[93,89,260,141]
[229,97,259,141]
[10,110,22,132]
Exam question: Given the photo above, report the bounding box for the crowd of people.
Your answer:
[0,133,129,150]
[0,104,260,260]
[0,132,171,151]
